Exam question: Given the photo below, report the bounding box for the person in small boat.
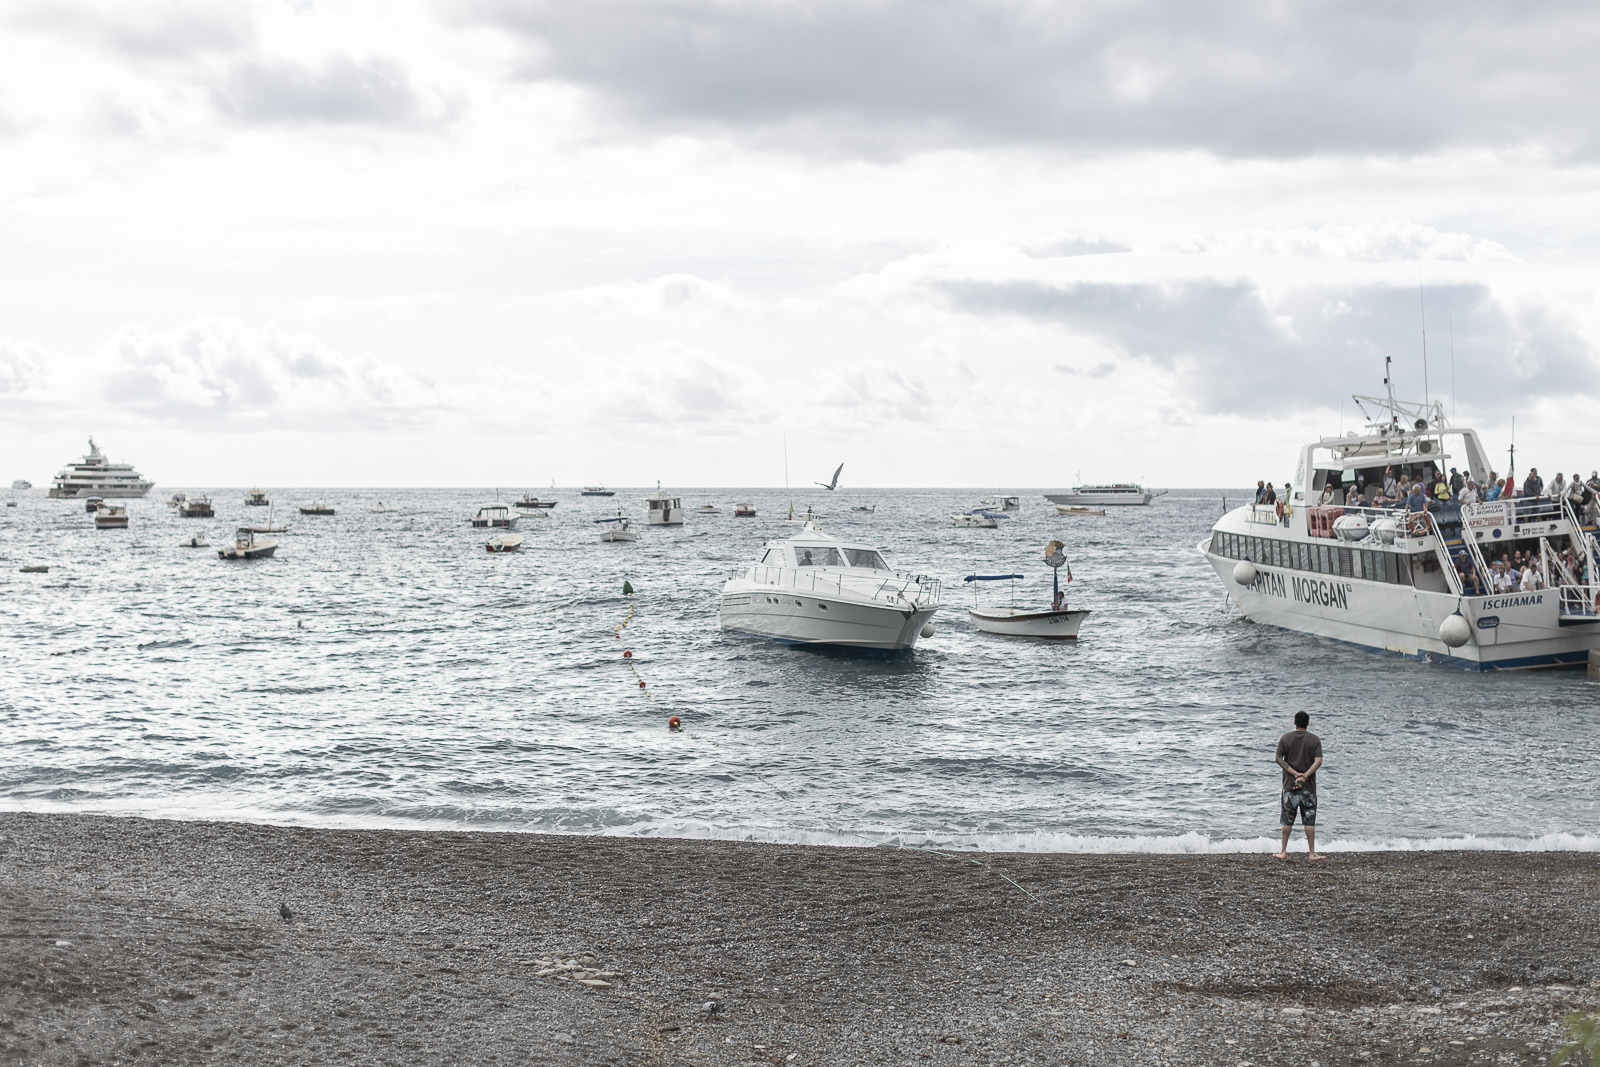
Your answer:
[1052,588,1067,611]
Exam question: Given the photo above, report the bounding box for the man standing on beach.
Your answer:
[1273,712,1324,861]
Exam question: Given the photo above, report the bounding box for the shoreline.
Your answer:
[3,811,1596,1065]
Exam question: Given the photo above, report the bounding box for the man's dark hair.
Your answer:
[1294,711,1310,729]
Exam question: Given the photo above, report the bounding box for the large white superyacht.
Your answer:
[719,518,941,650]
[48,438,154,499]
[1202,380,1600,669]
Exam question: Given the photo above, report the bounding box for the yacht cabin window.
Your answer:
[795,546,844,567]
[760,548,784,565]
[844,548,889,570]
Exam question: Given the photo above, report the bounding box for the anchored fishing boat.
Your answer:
[646,488,685,526]
[597,512,638,542]
[1202,369,1600,670]
[719,517,941,649]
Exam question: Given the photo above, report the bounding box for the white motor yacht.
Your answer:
[1203,367,1600,670]
[952,509,1003,528]
[719,518,941,650]
[49,438,154,498]
[646,489,685,525]
[219,527,277,560]
[1045,484,1165,506]
[471,504,517,528]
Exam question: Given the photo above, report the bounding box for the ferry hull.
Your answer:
[719,592,936,650]
[1201,540,1599,670]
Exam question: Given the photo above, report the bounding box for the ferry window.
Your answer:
[795,546,843,567]
[1352,550,1366,580]
[844,548,888,570]
[1223,533,1235,558]
[1320,545,1334,575]
[1292,543,1308,571]
[1338,547,1353,578]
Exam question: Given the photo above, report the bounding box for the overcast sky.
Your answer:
[4,0,1598,488]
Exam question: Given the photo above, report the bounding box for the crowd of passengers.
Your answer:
[1253,467,1599,596]
[1254,467,1600,522]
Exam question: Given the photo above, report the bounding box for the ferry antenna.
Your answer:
[1419,286,1430,410]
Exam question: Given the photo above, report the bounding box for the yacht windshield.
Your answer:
[795,546,843,567]
[844,548,889,570]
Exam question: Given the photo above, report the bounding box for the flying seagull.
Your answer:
[815,463,843,491]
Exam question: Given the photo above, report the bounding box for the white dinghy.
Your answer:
[597,513,638,542]
[967,540,1090,639]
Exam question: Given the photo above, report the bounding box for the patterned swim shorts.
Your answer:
[1280,789,1317,827]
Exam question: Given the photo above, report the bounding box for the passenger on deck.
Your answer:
[1551,472,1567,499]
[1319,483,1336,506]
[1456,551,1482,596]
[1348,479,1367,507]
[1458,479,1479,506]
[1255,480,1267,504]
[1383,469,1399,500]
[1523,468,1544,497]
[1432,472,1452,505]
[1281,484,1292,526]
[1450,468,1465,496]
[1406,484,1428,515]
[1520,564,1544,592]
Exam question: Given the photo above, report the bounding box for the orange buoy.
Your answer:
[623,649,632,658]
[668,716,682,732]
[638,680,646,688]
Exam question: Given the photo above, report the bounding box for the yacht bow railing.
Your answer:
[728,565,942,607]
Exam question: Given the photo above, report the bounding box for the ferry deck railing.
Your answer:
[728,565,942,608]
[1559,498,1600,619]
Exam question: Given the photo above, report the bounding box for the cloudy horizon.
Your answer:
[4,0,1598,489]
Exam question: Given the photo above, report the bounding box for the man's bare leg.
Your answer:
[1272,826,1291,859]
[1306,826,1324,861]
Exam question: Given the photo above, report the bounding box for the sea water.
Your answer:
[2,488,1596,853]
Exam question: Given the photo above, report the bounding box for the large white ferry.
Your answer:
[719,518,941,650]
[48,438,154,499]
[1202,380,1600,670]
[1045,484,1164,506]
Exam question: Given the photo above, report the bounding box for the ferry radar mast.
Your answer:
[1350,356,1447,435]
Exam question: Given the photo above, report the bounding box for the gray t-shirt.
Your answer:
[1276,730,1323,791]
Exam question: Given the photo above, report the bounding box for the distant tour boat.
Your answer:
[180,497,214,518]
[245,489,270,507]
[11,479,31,490]
[49,438,154,499]
[581,486,615,497]
[1045,484,1165,507]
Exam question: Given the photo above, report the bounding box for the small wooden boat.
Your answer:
[299,502,336,515]
[94,504,129,529]
[486,533,524,553]
[180,497,214,518]
[597,514,638,542]
[19,565,49,573]
[733,503,757,517]
[965,541,1090,640]
[515,496,557,509]
[219,527,277,560]
[1055,505,1105,516]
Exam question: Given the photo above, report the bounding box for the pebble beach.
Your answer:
[3,812,1596,1066]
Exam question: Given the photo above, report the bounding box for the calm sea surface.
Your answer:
[2,487,1596,853]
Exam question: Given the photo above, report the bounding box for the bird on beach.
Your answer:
[814,462,843,491]
[279,901,293,924]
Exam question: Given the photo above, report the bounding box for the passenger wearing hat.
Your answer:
[1449,467,1464,496]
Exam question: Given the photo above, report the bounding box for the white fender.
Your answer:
[1439,612,1471,648]
[1232,560,1258,586]
[920,623,936,639]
